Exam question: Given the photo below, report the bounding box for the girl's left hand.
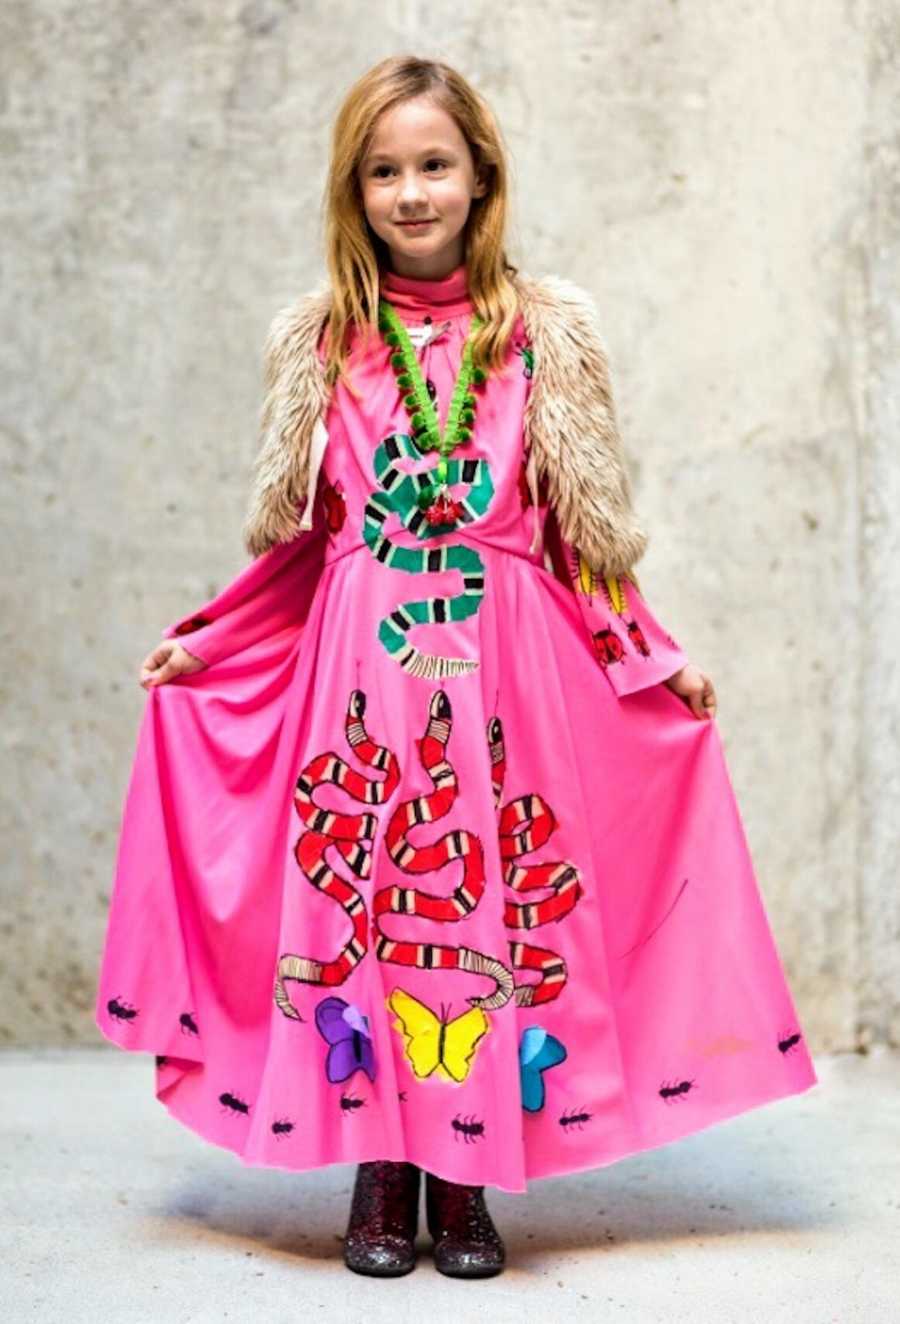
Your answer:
[664,663,717,721]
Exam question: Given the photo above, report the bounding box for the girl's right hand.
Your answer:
[664,662,717,721]
[139,639,208,688]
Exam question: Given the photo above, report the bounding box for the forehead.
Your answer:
[363,97,467,159]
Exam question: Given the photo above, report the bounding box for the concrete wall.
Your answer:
[3,1,897,1048]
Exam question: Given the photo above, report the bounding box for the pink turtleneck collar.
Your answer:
[380,262,472,317]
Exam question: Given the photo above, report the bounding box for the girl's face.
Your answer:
[358,95,488,280]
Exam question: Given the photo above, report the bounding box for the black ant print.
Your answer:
[558,1107,593,1132]
[777,1029,802,1055]
[155,1055,168,1067]
[219,1091,250,1116]
[107,996,139,1023]
[271,1117,295,1140]
[658,1078,698,1104]
[398,1090,407,1103]
[340,1091,366,1114]
[179,1012,199,1036]
[451,1113,485,1144]
[426,377,437,402]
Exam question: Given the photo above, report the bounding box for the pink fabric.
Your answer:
[95,263,817,1193]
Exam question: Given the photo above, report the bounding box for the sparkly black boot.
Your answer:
[424,1170,506,1278]
[342,1159,420,1276]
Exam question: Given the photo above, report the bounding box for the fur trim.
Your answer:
[511,272,649,575]
[241,272,649,575]
[241,283,332,558]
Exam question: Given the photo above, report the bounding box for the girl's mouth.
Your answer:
[397,220,435,228]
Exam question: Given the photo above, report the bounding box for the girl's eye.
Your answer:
[370,159,448,178]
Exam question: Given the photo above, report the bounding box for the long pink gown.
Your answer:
[94,263,817,1194]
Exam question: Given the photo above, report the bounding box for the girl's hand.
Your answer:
[139,639,208,689]
[664,663,717,721]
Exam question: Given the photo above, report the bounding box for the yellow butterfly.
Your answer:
[387,987,490,1083]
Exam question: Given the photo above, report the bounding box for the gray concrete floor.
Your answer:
[1,1046,897,1323]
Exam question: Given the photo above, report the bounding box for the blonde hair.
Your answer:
[320,54,520,395]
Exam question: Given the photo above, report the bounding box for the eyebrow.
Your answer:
[364,145,456,162]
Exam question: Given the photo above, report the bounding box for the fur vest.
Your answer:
[241,272,650,577]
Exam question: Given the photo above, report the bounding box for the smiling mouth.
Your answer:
[397,219,435,227]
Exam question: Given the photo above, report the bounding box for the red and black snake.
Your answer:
[488,715,584,1005]
[273,687,583,1020]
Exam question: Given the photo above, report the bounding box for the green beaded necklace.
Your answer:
[377,296,488,524]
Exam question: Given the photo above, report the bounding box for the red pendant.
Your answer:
[424,493,464,526]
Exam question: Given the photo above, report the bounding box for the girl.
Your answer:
[95,55,818,1280]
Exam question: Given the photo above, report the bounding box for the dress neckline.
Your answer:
[380,262,472,317]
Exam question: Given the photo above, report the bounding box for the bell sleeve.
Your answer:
[540,502,691,698]
[160,487,328,669]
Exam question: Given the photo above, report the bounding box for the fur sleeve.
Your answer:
[520,273,650,578]
[241,286,332,559]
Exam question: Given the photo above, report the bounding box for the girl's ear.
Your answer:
[472,169,489,198]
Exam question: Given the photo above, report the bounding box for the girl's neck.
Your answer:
[380,262,472,316]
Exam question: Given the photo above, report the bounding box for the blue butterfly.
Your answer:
[519,1025,567,1112]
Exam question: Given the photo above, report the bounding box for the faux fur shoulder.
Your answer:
[241,283,332,557]
[511,271,649,575]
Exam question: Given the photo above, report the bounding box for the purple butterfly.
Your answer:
[315,995,377,1084]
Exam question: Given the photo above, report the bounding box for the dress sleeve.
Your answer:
[160,484,328,668]
[540,503,691,697]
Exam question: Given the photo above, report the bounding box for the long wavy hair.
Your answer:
[320,55,520,395]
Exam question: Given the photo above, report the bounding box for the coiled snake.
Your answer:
[361,431,495,678]
[273,687,583,1023]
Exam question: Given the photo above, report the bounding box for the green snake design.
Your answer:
[362,431,495,678]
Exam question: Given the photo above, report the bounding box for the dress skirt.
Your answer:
[94,495,818,1194]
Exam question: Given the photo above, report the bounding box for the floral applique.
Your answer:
[322,478,347,534]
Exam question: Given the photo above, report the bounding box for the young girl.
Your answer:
[95,55,818,1280]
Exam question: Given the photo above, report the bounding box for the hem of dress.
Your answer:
[97,1021,820,1198]
[520,1065,820,1188]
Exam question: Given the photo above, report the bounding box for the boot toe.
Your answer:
[425,1173,506,1278]
[432,1234,505,1278]
[344,1231,417,1277]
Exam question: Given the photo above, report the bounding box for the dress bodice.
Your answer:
[316,263,544,569]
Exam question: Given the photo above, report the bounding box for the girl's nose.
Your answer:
[398,173,427,203]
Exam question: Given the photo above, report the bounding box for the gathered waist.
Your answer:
[322,530,546,573]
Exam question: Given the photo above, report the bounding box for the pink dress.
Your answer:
[94,263,817,1194]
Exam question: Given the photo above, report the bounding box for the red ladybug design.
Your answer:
[592,627,626,668]
[626,618,651,656]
